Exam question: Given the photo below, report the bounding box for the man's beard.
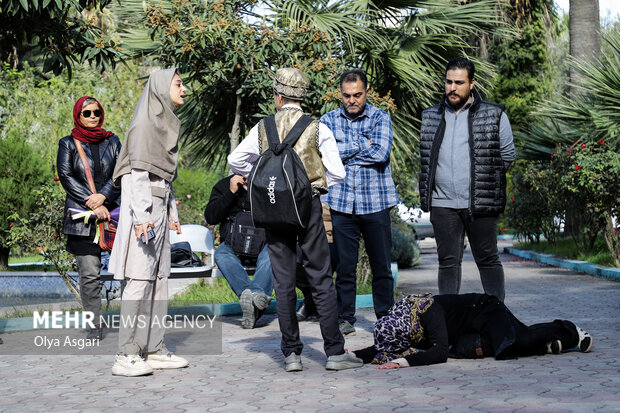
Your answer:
[344,103,365,118]
[446,92,470,111]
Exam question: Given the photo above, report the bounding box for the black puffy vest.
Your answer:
[419,89,506,215]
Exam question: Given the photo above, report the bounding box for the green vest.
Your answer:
[258,108,328,194]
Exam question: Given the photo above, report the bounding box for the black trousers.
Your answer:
[295,243,337,314]
[500,319,579,358]
[447,296,580,360]
[331,208,394,323]
[431,207,505,301]
[471,297,579,359]
[266,197,344,357]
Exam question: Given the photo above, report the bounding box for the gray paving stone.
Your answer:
[1,238,619,411]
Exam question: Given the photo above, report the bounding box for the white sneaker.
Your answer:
[575,325,593,353]
[111,354,154,377]
[146,352,189,369]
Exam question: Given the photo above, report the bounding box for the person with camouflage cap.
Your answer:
[228,68,363,372]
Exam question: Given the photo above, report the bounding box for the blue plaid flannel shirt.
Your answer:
[321,103,399,214]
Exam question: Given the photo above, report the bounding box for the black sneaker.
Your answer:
[575,325,593,353]
[546,340,562,354]
[87,326,103,340]
[296,301,319,322]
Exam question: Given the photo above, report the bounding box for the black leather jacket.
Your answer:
[57,135,122,236]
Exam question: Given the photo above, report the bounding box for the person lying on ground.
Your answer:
[353,292,593,369]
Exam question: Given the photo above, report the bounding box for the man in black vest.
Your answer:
[418,57,516,301]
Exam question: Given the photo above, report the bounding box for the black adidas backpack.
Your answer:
[248,115,314,231]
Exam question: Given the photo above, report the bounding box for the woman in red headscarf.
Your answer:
[57,96,122,341]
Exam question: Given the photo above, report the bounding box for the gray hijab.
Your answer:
[113,68,181,187]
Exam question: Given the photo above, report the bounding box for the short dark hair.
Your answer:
[340,69,367,89]
[273,90,303,104]
[445,58,475,82]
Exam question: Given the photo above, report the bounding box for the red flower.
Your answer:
[551,151,555,158]
[573,139,578,143]
[580,143,587,149]
[9,222,13,228]
[52,234,58,239]
[598,139,605,145]
[575,165,581,171]
[53,177,60,181]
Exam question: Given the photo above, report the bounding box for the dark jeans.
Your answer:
[331,208,394,323]
[266,197,344,358]
[430,207,505,301]
[214,243,273,298]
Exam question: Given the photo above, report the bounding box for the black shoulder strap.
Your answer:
[263,116,280,149]
[263,115,314,150]
[282,115,314,147]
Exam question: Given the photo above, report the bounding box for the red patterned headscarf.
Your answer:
[71,96,114,143]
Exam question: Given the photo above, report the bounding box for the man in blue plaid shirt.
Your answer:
[321,69,399,335]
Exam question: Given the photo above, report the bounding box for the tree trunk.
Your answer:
[0,247,8,270]
[10,45,18,69]
[565,0,601,236]
[228,95,242,152]
[603,214,620,267]
[569,0,601,89]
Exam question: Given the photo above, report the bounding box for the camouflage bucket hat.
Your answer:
[272,68,309,100]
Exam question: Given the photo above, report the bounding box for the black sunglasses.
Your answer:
[81,109,102,118]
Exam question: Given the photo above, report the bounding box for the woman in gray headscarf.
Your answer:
[109,68,188,377]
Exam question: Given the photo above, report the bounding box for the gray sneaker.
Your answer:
[339,320,356,336]
[325,353,363,371]
[252,292,272,311]
[240,289,255,329]
[284,353,303,372]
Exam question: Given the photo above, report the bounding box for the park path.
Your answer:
[0,239,618,412]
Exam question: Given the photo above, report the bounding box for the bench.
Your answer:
[169,224,216,278]
[100,224,216,281]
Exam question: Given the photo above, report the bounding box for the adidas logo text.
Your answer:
[268,176,276,204]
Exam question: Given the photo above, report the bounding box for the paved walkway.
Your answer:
[0,239,618,412]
